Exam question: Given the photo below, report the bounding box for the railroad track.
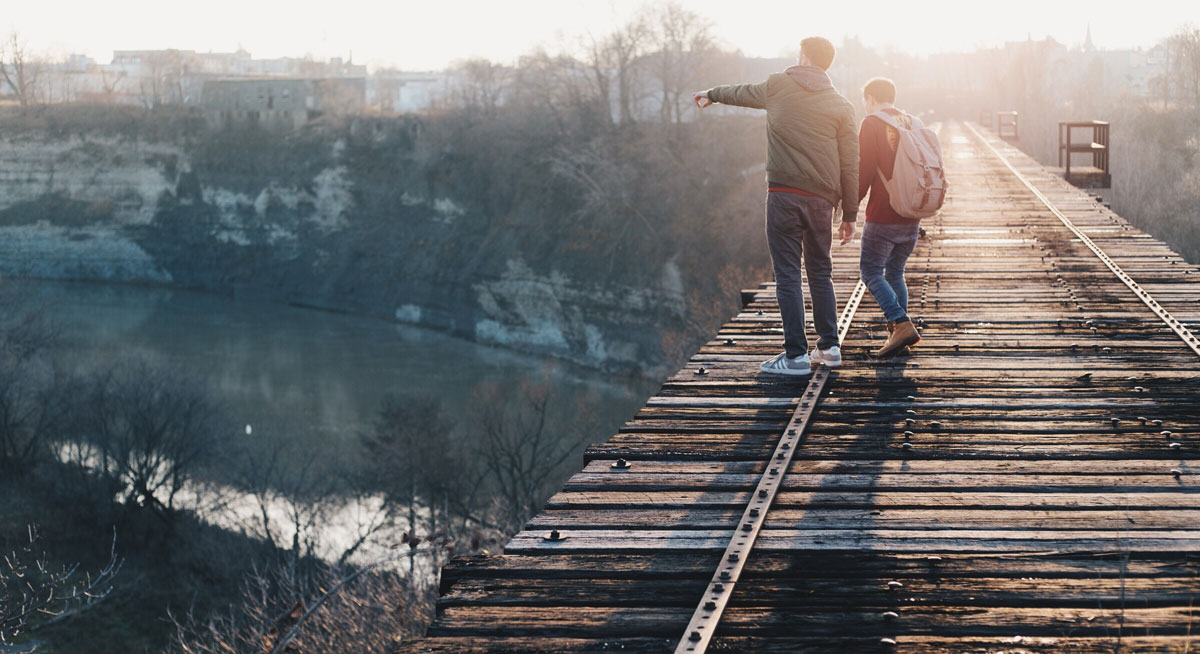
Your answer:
[398,121,1200,653]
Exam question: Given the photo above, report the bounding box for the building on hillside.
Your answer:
[367,71,447,113]
[200,77,366,129]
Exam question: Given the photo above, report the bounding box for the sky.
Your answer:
[6,0,1196,71]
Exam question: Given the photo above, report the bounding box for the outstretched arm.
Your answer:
[701,81,768,110]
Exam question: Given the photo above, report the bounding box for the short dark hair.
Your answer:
[800,37,836,71]
[863,77,897,103]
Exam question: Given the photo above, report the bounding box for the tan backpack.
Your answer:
[872,111,947,219]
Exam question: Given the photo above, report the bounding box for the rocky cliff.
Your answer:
[0,108,768,374]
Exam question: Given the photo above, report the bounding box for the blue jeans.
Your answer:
[766,191,839,357]
[859,221,920,322]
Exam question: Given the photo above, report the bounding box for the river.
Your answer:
[16,279,657,486]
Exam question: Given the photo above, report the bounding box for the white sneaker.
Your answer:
[759,352,811,376]
[810,345,842,368]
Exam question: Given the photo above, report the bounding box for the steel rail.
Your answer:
[965,121,1200,359]
[673,279,867,654]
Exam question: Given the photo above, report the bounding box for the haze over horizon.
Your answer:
[6,0,1192,71]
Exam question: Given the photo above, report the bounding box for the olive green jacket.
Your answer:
[707,65,860,221]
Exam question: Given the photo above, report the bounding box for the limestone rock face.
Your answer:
[0,126,699,374]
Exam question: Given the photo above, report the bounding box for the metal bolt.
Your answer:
[758,490,768,498]
[777,452,785,460]
[1152,419,1164,427]
[903,430,915,438]
[927,555,942,561]
[1161,431,1173,438]
[930,421,943,429]
[545,529,564,542]
[901,442,913,450]
[742,523,753,532]
[690,631,702,642]
[612,458,631,469]
[1111,418,1120,426]
[696,367,708,376]
[728,553,740,562]
[1172,469,1183,477]
[724,338,736,346]
[782,443,790,450]
[882,611,899,621]
[880,638,898,646]
[1170,442,1182,450]
[769,468,778,476]
[906,395,916,401]
[788,428,797,435]
[887,581,904,590]
[713,582,724,592]
[720,570,731,579]
[704,601,717,611]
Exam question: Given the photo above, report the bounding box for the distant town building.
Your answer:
[368,71,447,113]
[200,77,366,129]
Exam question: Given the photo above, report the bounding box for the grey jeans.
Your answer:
[766,191,839,357]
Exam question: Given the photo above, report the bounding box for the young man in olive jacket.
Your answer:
[693,36,859,375]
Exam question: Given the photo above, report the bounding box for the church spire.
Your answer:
[1084,23,1095,51]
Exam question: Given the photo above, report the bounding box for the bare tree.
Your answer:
[167,552,432,654]
[472,380,594,532]
[137,49,187,108]
[0,32,44,108]
[71,361,226,521]
[448,58,508,115]
[0,293,69,475]
[1167,25,1200,109]
[647,2,716,125]
[1,526,121,648]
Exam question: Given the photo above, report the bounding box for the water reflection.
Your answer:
[20,279,656,481]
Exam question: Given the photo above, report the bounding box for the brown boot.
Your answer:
[876,320,921,359]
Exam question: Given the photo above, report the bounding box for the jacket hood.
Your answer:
[785,65,834,92]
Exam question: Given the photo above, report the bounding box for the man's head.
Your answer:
[799,37,836,71]
[862,77,897,113]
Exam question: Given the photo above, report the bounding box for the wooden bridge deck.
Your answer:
[398,121,1200,653]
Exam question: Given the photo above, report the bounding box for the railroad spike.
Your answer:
[696,367,708,376]
[611,458,631,470]
[887,581,904,590]
[1152,419,1163,427]
[1169,442,1182,450]
[882,611,899,621]
[1172,469,1183,477]
[1161,431,1173,438]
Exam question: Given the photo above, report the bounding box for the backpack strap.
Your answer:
[872,110,917,131]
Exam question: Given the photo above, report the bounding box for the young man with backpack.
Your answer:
[693,37,859,376]
[858,77,946,359]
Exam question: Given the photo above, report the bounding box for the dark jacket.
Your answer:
[707,66,860,221]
